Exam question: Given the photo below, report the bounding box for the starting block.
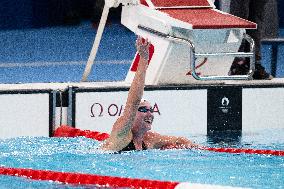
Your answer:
[121,0,257,85]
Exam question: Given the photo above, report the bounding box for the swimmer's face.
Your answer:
[135,101,154,131]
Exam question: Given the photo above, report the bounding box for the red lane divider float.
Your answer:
[53,125,109,141]
[203,147,284,156]
[53,125,284,157]
[0,167,181,189]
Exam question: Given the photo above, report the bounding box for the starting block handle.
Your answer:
[138,25,256,81]
[193,34,255,80]
[244,34,256,77]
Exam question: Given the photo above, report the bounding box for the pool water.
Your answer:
[0,128,283,189]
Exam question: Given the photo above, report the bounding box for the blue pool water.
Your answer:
[0,128,283,189]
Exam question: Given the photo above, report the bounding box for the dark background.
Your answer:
[0,0,283,30]
[0,0,121,29]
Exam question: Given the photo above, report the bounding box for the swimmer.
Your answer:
[101,37,199,152]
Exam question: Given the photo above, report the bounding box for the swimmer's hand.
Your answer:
[136,36,150,61]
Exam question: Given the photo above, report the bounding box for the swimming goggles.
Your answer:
[138,106,154,113]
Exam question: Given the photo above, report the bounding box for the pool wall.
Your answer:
[1,81,284,139]
[0,89,53,139]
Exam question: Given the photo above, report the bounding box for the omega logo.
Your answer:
[90,102,161,117]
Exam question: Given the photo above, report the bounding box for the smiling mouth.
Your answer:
[144,117,153,124]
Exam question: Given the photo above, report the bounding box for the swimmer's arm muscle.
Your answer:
[101,37,149,151]
[114,39,149,138]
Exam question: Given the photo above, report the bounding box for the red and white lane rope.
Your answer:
[203,147,284,156]
[0,167,179,188]
[0,167,247,189]
[53,125,284,157]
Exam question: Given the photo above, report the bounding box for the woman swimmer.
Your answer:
[101,36,199,152]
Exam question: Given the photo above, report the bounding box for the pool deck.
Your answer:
[0,78,284,91]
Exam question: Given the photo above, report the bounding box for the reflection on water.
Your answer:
[207,130,242,147]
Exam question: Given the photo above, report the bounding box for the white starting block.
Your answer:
[120,0,257,85]
[82,0,257,84]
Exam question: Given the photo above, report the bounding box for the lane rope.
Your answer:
[53,125,110,141]
[203,147,284,156]
[0,167,179,188]
[0,167,248,189]
[53,125,284,157]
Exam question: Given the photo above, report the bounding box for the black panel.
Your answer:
[49,92,54,137]
[71,87,76,128]
[207,86,242,132]
[56,90,68,107]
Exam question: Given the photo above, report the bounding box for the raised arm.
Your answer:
[122,37,150,126]
[101,37,150,151]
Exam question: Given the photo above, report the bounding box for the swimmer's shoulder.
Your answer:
[143,131,163,149]
[101,131,133,151]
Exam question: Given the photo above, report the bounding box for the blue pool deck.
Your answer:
[0,21,283,84]
[0,22,136,83]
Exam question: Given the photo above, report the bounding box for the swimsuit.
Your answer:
[118,140,147,152]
